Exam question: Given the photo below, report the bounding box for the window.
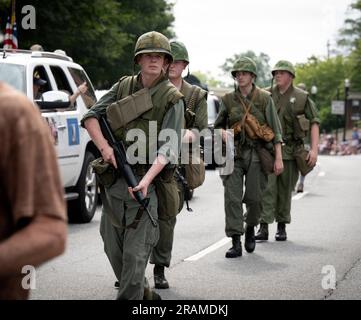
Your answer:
[0,63,26,92]
[33,66,52,100]
[50,66,73,94]
[68,67,97,109]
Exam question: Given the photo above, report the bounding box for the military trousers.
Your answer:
[150,216,177,268]
[99,177,159,300]
[222,149,268,237]
[150,176,179,268]
[260,160,299,224]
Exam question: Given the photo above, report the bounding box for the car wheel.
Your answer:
[68,151,98,223]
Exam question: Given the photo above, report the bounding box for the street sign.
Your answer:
[331,100,345,115]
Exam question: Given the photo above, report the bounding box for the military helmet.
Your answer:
[170,41,189,63]
[134,31,173,63]
[231,57,257,78]
[272,60,296,77]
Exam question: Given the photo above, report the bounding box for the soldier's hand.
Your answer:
[307,149,318,167]
[129,179,149,199]
[101,144,117,169]
[274,158,284,176]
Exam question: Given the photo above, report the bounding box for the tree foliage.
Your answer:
[221,50,272,88]
[1,0,175,88]
[295,56,351,132]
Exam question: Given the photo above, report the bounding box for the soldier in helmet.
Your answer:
[255,61,320,241]
[214,57,284,258]
[150,40,208,289]
[81,31,184,300]
[295,83,308,193]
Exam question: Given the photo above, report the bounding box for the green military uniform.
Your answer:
[81,32,184,300]
[259,61,320,238]
[150,41,208,288]
[150,80,207,264]
[214,57,283,257]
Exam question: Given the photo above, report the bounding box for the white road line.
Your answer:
[318,171,326,177]
[184,237,231,262]
[292,191,309,201]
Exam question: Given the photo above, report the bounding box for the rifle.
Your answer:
[99,116,157,227]
[175,168,193,213]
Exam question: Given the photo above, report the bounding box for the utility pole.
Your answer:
[327,40,331,60]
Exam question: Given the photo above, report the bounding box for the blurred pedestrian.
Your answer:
[0,82,67,300]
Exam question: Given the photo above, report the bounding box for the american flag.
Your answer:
[12,22,18,49]
[3,16,14,49]
[3,0,18,49]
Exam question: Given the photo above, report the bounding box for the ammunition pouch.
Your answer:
[293,146,315,176]
[106,87,153,132]
[183,151,205,189]
[154,169,180,220]
[255,144,275,175]
[293,114,310,140]
[91,157,117,188]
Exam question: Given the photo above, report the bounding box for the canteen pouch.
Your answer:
[293,147,315,176]
[91,157,117,188]
[106,88,153,132]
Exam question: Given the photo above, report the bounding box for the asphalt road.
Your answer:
[30,154,361,300]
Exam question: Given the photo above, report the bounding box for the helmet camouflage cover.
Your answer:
[231,57,257,78]
[272,60,296,77]
[134,31,173,63]
[170,41,189,63]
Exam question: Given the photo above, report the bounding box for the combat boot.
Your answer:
[225,235,242,258]
[244,225,256,253]
[154,265,169,289]
[255,223,269,241]
[275,222,287,241]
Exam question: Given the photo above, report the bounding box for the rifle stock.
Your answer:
[99,117,157,227]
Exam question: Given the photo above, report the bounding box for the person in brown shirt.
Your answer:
[0,82,67,300]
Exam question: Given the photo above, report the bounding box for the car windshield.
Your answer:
[0,63,26,93]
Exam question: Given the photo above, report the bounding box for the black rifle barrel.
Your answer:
[99,117,157,227]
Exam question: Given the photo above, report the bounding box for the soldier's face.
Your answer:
[169,61,188,80]
[138,53,166,76]
[274,71,293,88]
[235,71,254,88]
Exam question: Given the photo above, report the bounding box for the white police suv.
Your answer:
[0,49,99,223]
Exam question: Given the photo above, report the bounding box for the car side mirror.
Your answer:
[36,91,71,110]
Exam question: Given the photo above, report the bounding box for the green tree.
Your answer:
[221,50,272,88]
[192,70,226,88]
[295,56,350,132]
[1,0,175,88]
[338,0,361,91]
[338,0,361,49]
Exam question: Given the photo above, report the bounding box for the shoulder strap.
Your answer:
[116,76,131,101]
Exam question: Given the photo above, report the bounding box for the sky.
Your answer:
[171,0,354,83]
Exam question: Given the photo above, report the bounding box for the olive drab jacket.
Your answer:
[215,85,283,158]
[82,73,184,164]
[268,84,320,160]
